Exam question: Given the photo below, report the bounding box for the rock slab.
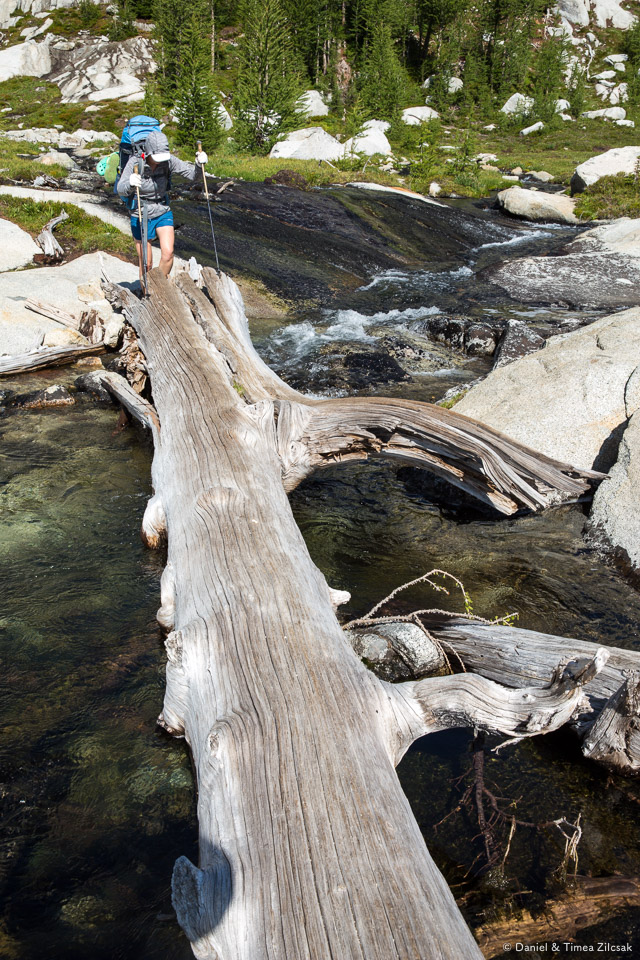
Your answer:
[589,410,640,568]
[0,218,40,272]
[571,145,640,193]
[455,306,640,472]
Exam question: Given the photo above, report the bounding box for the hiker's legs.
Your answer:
[156,225,174,278]
[134,238,153,285]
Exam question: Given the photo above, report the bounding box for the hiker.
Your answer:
[117,129,208,282]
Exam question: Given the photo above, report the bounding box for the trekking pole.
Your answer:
[197,141,220,274]
[133,161,148,297]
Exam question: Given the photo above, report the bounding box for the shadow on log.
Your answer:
[108,266,607,960]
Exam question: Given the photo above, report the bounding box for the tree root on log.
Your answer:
[106,265,611,960]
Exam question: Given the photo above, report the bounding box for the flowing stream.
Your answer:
[1,187,640,959]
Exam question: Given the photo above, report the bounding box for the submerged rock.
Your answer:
[16,384,75,408]
[347,622,447,682]
[410,314,500,356]
[287,342,412,393]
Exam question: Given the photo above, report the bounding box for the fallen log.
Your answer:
[108,266,609,960]
[361,617,640,775]
[0,342,105,376]
[475,875,640,958]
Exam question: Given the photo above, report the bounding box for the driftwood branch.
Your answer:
[367,616,640,775]
[97,371,160,433]
[0,343,105,376]
[25,298,81,331]
[107,265,614,960]
[35,209,68,260]
[195,267,602,515]
[387,651,606,764]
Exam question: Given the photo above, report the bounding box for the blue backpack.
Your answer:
[116,115,170,211]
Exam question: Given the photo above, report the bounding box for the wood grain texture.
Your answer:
[420,617,640,773]
[112,267,608,960]
[0,343,105,376]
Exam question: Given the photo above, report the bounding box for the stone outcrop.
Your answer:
[0,0,73,29]
[571,145,640,192]
[295,90,329,117]
[556,0,636,28]
[0,37,52,82]
[483,218,640,310]
[0,252,139,355]
[589,409,640,567]
[0,219,40,272]
[455,306,640,471]
[48,35,155,103]
[270,126,343,161]
[496,185,578,224]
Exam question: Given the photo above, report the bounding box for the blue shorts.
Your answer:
[130,209,174,241]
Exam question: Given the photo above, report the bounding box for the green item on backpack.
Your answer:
[96,155,108,176]
[104,152,119,184]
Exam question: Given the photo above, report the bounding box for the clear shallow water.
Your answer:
[2,198,640,959]
[0,405,195,960]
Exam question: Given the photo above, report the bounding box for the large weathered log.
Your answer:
[110,266,608,960]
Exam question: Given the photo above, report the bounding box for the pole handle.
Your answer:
[197,141,209,199]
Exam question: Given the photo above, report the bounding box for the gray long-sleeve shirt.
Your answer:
[117,154,201,219]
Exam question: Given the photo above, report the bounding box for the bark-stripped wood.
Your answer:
[97,370,160,432]
[0,343,105,376]
[408,617,640,774]
[35,209,68,260]
[24,298,81,330]
[109,266,610,960]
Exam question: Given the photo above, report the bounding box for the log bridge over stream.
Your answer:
[107,265,618,960]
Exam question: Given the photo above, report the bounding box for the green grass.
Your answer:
[47,3,110,37]
[0,77,129,135]
[0,138,70,181]
[0,196,136,260]
[574,172,640,220]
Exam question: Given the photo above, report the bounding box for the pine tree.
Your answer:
[173,11,224,149]
[234,0,303,153]
[531,33,568,122]
[358,20,408,118]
